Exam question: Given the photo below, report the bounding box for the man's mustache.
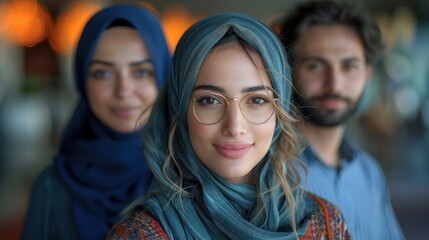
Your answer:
[308,94,352,104]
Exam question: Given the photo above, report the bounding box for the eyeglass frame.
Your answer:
[191,90,279,125]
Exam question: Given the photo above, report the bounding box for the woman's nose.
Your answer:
[221,100,247,137]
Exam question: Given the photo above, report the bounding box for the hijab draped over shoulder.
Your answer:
[54,4,170,239]
[141,12,316,240]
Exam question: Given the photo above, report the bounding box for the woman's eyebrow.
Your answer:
[193,84,274,93]
[89,60,114,67]
[241,85,274,93]
[193,84,225,93]
[130,59,153,67]
[89,59,153,67]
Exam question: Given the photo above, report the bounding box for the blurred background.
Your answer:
[0,0,428,239]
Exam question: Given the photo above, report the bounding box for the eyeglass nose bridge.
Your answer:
[224,97,244,119]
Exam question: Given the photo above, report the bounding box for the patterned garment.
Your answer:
[108,194,350,240]
[109,213,168,240]
[301,194,351,240]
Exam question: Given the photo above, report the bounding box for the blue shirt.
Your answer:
[298,139,405,240]
[21,167,78,240]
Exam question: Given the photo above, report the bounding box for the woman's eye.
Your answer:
[197,96,222,105]
[248,96,269,105]
[90,69,114,80]
[134,68,154,79]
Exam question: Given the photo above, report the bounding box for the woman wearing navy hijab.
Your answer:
[21,4,171,240]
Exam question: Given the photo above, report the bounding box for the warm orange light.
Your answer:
[0,3,9,36]
[1,0,53,47]
[49,1,102,54]
[137,1,160,17]
[161,3,202,52]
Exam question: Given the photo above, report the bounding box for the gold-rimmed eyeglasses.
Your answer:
[191,91,278,125]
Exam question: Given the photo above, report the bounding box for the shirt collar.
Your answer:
[301,137,359,169]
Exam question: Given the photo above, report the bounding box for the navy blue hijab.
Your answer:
[54,4,170,240]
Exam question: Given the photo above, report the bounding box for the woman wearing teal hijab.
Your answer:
[109,12,350,239]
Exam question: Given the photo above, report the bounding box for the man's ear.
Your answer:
[365,65,373,83]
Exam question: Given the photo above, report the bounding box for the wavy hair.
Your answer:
[142,12,310,238]
[273,0,383,66]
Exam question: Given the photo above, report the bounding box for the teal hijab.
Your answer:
[141,12,316,239]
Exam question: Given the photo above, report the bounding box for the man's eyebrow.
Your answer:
[342,57,362,63]
[297,57,327,64]
[298,56,363,63]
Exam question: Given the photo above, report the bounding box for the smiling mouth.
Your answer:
[214,143,253,159]
[111,107,139,118]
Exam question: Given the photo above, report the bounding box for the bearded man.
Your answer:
[275,1,404,239]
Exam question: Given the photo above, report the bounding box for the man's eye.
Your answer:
[307,63,323,71]
[344,63,358,70]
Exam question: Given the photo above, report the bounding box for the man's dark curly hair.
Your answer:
[274,0,383,66]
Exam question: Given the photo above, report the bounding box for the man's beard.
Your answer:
[293,92,361,127]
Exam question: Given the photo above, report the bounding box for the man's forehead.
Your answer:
[294,25,366,62]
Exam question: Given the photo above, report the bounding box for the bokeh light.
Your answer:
[161,2,201,51]
[48,1,102,54]
[138,1,159,16]
[0,0,53,47]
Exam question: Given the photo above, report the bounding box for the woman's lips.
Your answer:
[110,106,139,118]
[214,143,252,159]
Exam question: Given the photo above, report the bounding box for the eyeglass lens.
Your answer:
[192,92,276,125]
